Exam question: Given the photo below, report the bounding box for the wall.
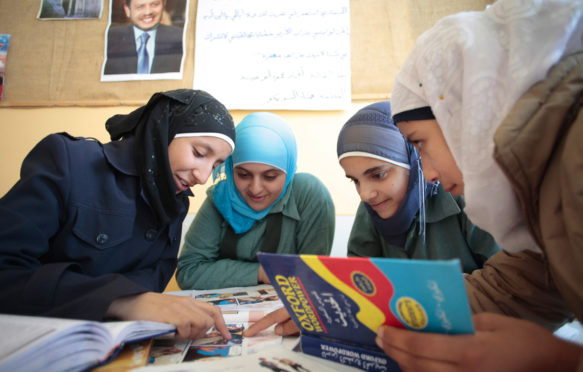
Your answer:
[0,105,369,216]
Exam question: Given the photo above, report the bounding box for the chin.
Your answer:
[377,208,397,219]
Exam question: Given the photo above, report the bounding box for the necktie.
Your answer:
[137,33,150,74]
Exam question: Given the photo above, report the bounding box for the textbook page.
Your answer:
[0,314,175,372]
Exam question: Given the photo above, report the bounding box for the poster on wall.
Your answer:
[0,34,9,101]
[101,0,188,82]
[38,0,103,19]
[193,0,351,110]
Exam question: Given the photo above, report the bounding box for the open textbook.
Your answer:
[257,253,474,372]
[169,284,283,312]
[0,314,175,372]
[132,347,348,372]
[162,285,284,362]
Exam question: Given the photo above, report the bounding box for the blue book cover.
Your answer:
[257,253,474,371]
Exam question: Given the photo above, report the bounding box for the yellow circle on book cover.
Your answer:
[396,297,428,329]
[351,271,376,296]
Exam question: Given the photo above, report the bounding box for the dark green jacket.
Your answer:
[177,173,335,289]
[347,184,500,273]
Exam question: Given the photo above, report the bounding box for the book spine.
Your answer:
[300,335,402,372]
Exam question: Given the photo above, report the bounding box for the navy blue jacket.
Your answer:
[0,133,189,320]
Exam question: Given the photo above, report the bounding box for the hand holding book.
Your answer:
[250,253,475,372]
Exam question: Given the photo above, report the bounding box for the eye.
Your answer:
[235,171,250,179]
[372,170,387,180]
[192,147,206,158]
[347,177,359,185]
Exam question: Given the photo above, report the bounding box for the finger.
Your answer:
[377,337,459,372]
[190,316,215,339]
[274,319,299,336]
[212,310,231,340]
[243,308,289,337]
[191,300,231,340]
[377,326,473,364]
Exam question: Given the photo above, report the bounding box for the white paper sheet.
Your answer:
[193,0,351,110]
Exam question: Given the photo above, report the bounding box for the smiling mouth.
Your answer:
[248,194,266,202]
[175,176,194,191]
[370,199,388,209]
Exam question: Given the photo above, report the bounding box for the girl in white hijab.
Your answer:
[376,0,583,371]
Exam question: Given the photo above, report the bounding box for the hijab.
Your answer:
[391,0,583,253]
[213,112,298,234]
[105,89,236,227]
[337,101,435,247]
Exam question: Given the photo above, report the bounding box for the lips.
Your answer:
[248,194,266,203]
[174,175,192,192]
[370,199,388,211]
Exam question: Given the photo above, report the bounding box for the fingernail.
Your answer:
[375,336,382,348]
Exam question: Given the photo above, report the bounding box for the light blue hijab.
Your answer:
[213,112,297,234]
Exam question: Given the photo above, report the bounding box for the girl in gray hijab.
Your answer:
[337,101,499,273]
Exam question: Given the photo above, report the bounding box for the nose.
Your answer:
[249,176,262,194]
[192,161,214,185]
[358,182,377,203]
[420,158,440,183]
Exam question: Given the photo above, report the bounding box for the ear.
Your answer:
[123,3,131,18]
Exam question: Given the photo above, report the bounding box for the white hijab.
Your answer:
[391,0,583,253]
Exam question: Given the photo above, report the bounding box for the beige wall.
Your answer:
[0,104,373,216]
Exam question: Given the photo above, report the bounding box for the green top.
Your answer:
[177,173,335,289]
[348,185,500,273]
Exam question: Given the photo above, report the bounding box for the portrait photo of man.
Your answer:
[102,0,186,78]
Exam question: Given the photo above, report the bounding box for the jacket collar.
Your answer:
[424,183,462,223]
[267,178,300,221]
[103,136,139,176]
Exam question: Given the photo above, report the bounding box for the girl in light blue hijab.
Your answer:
[177,112,335,290]
[213,112,297,234]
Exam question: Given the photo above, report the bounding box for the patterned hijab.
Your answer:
[337,101,435,247]
[391,0,583,253]
[213,112,297,234]
[105,89,235,227]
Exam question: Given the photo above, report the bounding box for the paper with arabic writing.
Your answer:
[193,0,351,110]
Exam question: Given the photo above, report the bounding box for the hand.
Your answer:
[106,292,231,340]
[243,307,299,337]
[376,312,582,372]
[257,265,271,284]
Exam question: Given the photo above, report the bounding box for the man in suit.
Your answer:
[104,0,183,75]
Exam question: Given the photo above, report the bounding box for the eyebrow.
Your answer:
[199,142,227,163]
[402,128,417,142]
[345,164,391,180]
[234,165,283,174]
[363,164,390,176]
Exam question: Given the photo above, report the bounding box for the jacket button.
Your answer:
[95,233,109,245]
[145,228,157,241]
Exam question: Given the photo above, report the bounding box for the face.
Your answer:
[397,119,464,195]
[168,136,232,194]
[340,156,410,219]
[124,0,165,31]
[233,163,286,211]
